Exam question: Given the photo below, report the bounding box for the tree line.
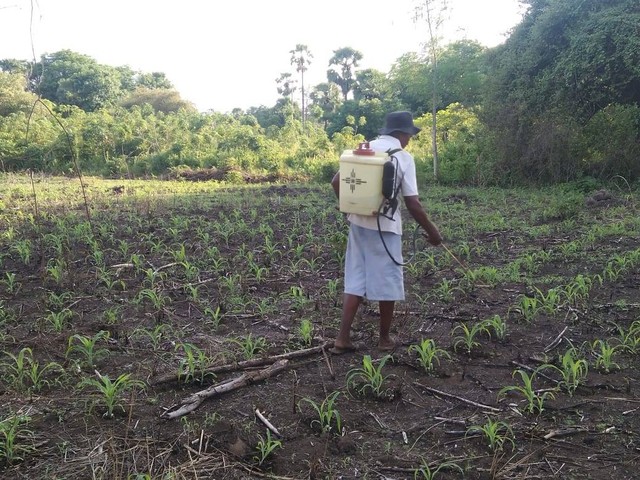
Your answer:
[0,0,638,185]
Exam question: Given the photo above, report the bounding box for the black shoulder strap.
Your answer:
[386,148,404,200]
[386,148,402,157]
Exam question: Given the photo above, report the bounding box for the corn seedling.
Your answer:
[175,343,215,384]
[2,272,20,295]
[96,266,125,291]
[498,369,555,414]
[1,347,63,394]
[297,318,314,347]
[12,239,32,265]
[66,331,111,369]
[228,334,268,360]
[563,274,600,305]
[299,391,342,434]
[516,295,540,323]
[408,338,450,373]
[533,286,563,315]
[483,315,507,341]
[47,258,67,285]
[433,278,457,302]
[466,418,515,451]
[132,324,174,351]
[46,290,72,310]
[80,372,146,418]
[45,308,73,333]
[617,320,640,353]
[452,321,490,355]
[546,347,589,396]
[0,413,35,465]
[135,288,170,312]
[590,340,620,373]
[254,429,282,466]
[288,286,310,311]
[413,459,463,480]
[346,354,393,398]
[203,305,224,329]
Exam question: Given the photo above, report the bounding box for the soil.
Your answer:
[0,181,639,479]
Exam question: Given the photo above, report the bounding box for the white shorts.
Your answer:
[344,224,405,301]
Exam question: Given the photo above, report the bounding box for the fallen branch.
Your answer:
[543,427,588,440]
[544,326,568,352]
[255,408,281,437]
[160,359,289,419]
[415,382,501,412]
[151,341,331,385]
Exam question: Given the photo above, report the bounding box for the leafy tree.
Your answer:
[388,53,430,113]
[353,68,391,102]
[0,59,31,76]
[30,50,122,111]
[119,88,195,114]
[484,0,640,182]
[290,44,313,124]
[327,47,363,101]
[275,72,297,101]
[309,82,341,128]
[249,98,300,130]
[0,72,37,116]
[136,72,173,90]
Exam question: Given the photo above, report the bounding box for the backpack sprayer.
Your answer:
[339,142,419,266]
[339,142,467,270]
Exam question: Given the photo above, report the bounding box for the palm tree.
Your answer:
[289,44,313,124]
[327,47,363,101]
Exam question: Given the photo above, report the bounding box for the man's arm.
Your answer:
[331,172,340,199]
[404,195,442,246]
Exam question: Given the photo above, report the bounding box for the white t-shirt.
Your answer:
[347,135,419,235]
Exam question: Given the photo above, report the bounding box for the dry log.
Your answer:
[151,341,331,385]
[160,359,289,419]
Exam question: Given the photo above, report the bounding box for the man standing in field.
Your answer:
[330,111,442,353]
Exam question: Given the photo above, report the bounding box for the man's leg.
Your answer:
[333,293,362,351]
[378,300,396,351]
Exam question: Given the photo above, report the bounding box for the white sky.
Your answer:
[0,0,525,113]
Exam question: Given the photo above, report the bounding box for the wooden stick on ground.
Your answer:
[544,326,568,352]
[151,341,332,385]
[255,408,281,437]
[415,382,501,412]
[160,359,289,419]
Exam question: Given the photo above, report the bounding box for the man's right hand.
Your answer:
[423,228,442,247]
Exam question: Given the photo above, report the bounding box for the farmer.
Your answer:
[330,111,442,353]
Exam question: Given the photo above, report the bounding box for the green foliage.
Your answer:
[1,347,63,394]
[484,0,640,183]
[413,459,463,480]
[254,429,282,466]
[498,369,556,414]
[452,321,490,355]
[346,354,393,398]
[466,418,515,452]
[413,103,490,185]
[80,372,146,418]
[408,338,451,373]
[66,331,111,370]
[228,334,268,360]
[299,391,342,434]
[0,413,35,465]
[545,347,589,396]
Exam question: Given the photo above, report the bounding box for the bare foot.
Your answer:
[378,337,397,352]
[329,341,357,355]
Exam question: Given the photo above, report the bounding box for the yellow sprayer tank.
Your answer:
[339,142,388,216]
